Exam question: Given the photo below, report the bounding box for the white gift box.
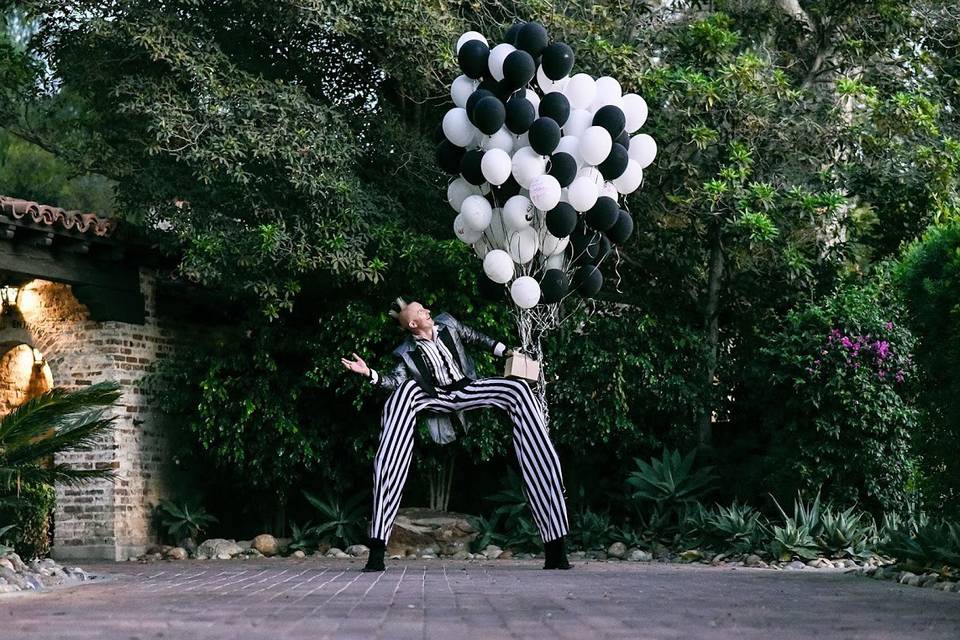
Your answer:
[504,351,540,381]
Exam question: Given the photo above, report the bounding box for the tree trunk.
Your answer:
[428,456,455,512]
[698,226,725,445]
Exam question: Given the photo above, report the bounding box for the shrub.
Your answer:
[767,492,822,561]
[697,502,767,554]
[626,449,717,542]
[0,482,55,559]
[750,270,918,515]
[879,517,960,571]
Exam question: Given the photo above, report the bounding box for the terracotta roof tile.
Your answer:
[0,195,117,238]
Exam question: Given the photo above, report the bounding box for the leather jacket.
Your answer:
[371,312,505,444]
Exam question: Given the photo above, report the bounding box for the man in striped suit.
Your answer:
[341,298,571,572]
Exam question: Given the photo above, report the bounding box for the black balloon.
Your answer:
[546,202,578,237]
[615,129,630,149]
[478,77,500,94]
[540,269,569,304]
[479,273,505,301]
[516,22,549,57]
[574,265,603,297]
[597,234,612,262]
[473,96,506,135]
[593,104,626,138]
[571,226,602,264]
[608,209,634,244]
[492,79,515,101]
[458,40,489,79]
[460,149,486,185]
[490,175,521,203]
[598,143,629,180]
[436,140,465,174]
[541,42,575,80]
[548,152,577,187]
[503,22,525,45]
[505,97,536,134]
[586,196,619,231]
[528,117,561,155]
[466,89,495,121]
[434,122,446,143]
[502,50,536,90]
[538,92,570,126]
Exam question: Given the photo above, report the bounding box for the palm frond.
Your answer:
[0,382,121,445]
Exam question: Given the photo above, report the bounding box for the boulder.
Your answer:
[385,508,478,557]
[346,545,370,557]
[252,534,279,557]
[291,550,306,559]
[606,542,627,559]
[627,549,652,562]
[482,545,503,560]
[196,539,243,559]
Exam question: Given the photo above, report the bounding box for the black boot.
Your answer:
[361,538,386,572]
[543,536,572,570]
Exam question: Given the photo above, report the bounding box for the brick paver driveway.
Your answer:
[3,558,959,639]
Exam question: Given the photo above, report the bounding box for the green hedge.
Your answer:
[0,482,56,559]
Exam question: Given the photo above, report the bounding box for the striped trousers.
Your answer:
[370,377,569,543]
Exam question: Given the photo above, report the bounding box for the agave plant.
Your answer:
[626,449,716,540]
[302,489,368,549]
[701,502,767,554]
[288,520,321,553]
[767,492,822,561]
[156,499,218,542]
[0,381,122,506]
[879,518,960,571]
[817,504,872,558]
[485,467,530,532]
[0,523,16,555]
[571,507,615,551]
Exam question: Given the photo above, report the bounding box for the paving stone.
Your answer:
[0,559,958,639]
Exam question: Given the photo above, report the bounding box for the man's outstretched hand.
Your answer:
[341,353,371,377]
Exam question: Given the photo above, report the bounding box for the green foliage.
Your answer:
[896,221,960,517]
[570,507,616,552]
[467,515,497,554]
[0,522,16,556]
[747,270,919,514]
[0,482,54,559]
[302,489,367,550]
[879,518,960,571]
[626,449,716,533]
[288,520,321,554]
[817,504,874,559]
[696,502,766,555]
[0,382,122,495]
[480,467,544,553]
[767,492,823,562]
[155,499,218,543]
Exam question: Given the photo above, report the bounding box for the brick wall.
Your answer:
[8,271,183,560]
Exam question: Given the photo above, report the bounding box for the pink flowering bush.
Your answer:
[755,270,919,515]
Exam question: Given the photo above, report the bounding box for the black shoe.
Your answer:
[361,538,386,572]
[543,537,573,570]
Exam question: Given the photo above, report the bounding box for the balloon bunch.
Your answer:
[437,22,657,309]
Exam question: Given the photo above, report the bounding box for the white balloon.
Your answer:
[563,109,593,138]
[536,66,568,94]
[447,178,481,212]
[442,107,475,147]
[577,165,604,187]
[568,176,600,212]
[517,131,530,149]
[487,208,508,249]
[629,133,658,168]
[510,276,541,309]
[591,76,623,110]
[473,236,492,260]
[622,94,648,133]
[488,43,516,82]
[600,180,619,200]
[480,127,514,154]
[451,75,477,108]
[545,253,567,271]
[460,194,493,231]
[483,249,515,283]
[564,73,597,110]
[613,159,644,194]
[529,174,561,211]
[503,195,535,231]
[507,227,539,264]
[481,148,512,186]
[554,135,583,166]
[579,126,613,165]
[539,227,570,256]
[454,214,483,243]
[456,31,488,53]
[511,146,547,188]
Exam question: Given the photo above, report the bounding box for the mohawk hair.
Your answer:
[388,297,409,322]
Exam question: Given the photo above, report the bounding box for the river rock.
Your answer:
[628,549,653,562]
[346,545,370,557]
[607,542,627,559]
[197,539,242,558]
[386,508,478,557]
[165,547,188,560]
[482,545,503,560]
[252,534,279,556]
